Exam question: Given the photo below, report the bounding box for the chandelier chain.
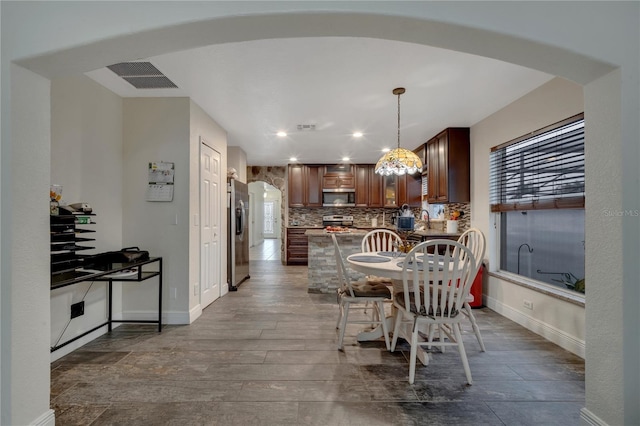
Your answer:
[397,91,401,149]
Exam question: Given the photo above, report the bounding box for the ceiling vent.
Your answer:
[296,124,316,131]
[107,62,178,89]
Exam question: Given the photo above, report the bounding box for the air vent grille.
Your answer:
[107,62,178,89]
[296,124,316,131]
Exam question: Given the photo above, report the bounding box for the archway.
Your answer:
[247,167,287,263]
[3,5,636,426]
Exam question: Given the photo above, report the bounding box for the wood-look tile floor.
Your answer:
[51,252,585,425]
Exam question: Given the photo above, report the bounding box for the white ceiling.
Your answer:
[86,37,553,166]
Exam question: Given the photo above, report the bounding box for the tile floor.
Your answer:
[51,240,585,425]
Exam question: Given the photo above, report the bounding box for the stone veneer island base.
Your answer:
[305,228,463,294]
[305,229,369,294]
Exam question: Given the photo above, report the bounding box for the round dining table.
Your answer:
[346,251,437,366]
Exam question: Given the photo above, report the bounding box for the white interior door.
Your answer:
[200,141,221,308]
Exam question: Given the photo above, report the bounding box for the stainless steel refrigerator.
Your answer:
[227,179,250,291]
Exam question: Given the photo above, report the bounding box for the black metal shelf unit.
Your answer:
[50,214,96,276]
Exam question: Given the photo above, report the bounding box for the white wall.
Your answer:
[2,64,56,426]
[189,101,228,311]
[2,3,638,425]
[470,77,586,354]
[122,98,191,324]
[583,70,627,426]
[50,75,124,360]
[227,146,247,183]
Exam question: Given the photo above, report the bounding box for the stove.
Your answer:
[322,215,354,228]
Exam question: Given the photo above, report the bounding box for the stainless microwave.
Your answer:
[322,189,356,207]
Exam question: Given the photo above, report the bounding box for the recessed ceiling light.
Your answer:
[342,157,350,162]
[277,131,287,137]
[289,157,297,162]
[382,148,390,153]
[353,132,363,138]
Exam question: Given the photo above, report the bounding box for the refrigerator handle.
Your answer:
[236,200,245,237]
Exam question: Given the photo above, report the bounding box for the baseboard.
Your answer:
[50,324,110,361]
[580,407,609,426]
[117,310,191,325]
[189,304,202,324]
[484,295,585,358]
[32,408,55,426]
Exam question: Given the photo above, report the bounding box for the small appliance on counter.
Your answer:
[396,204,415,231]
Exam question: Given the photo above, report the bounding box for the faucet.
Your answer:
[422,209,431,229]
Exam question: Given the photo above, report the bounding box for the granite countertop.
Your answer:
[304,228,460,238]
[412,228,462,238]
[306,229,369,237]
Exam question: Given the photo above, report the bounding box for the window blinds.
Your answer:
[489,114,584,212]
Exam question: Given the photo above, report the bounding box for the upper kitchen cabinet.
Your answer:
[288,164,323,207]
[354,164,385,208]
[426,128,470,204]
[354,164,370,207]
[401,173,422,207]
[413,144,427,175]
[322,164,354,190]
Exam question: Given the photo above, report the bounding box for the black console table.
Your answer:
[51,257,162,352]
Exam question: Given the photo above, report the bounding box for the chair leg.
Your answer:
[408,323,419,384]
[464,302,486,352]
[337,302,350,351]
[390,309,403,352]
[335,301,343,330]
[453,322,473,385]
[376,301,390,351]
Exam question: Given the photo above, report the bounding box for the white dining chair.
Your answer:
[331,234,391,351]
[390,239,476,384]
[361,229,403,253]
[457,228,487,351]
[359,229,402,318]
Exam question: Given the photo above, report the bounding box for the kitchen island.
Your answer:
[305,228,461,294]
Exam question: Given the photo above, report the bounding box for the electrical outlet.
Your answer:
[70,301,85,319]
[194,283,199,296]
[523,299,533,310]
[172,287,177,299]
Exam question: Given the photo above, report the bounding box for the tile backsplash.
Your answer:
[289,203,470,231]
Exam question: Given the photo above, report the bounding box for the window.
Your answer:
[490,114,585,294]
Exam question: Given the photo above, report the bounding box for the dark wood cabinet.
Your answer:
[286,228,308,265]
[426,128,470,204]
[306,165,323,207]
[413,144,427,175]
[399,173,422,207]
[354,165,370,207]
[382,175,398,207]
[290,162,422,208]
[322,164,354,189]
[288,164,306,207]
[288,164,323,207]
[368,166,384,207]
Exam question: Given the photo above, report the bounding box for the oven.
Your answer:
[322,215,354,228]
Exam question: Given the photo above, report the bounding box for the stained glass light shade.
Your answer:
[374,87,423,176]
[375,148,423,176]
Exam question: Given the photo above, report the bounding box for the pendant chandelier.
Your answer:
[375,87,423,176]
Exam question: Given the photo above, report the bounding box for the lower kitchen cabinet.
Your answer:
[286,228,309,265]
